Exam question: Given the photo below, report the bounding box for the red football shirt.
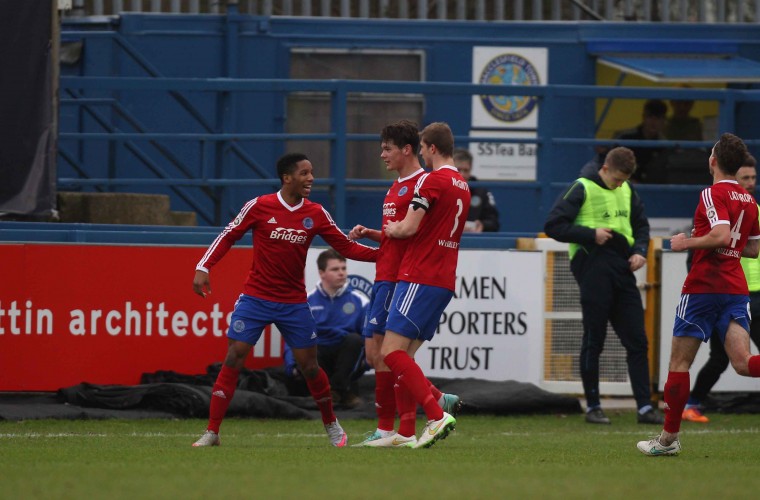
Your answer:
[396,165,471,291]
[684,180,760,294]
[197,192,377,303]
[375,168,425,282]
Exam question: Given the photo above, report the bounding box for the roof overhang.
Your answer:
[597,55,760,83]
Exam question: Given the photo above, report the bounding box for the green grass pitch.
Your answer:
[1,411,759,499]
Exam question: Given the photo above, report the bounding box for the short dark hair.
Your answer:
[381,120,419,153]
[605,146,637,176]
[713,133,748,176]
[317,248,345,271]
[420,122,454,157]
[744,154,757,168]
[453,148,473,164]
[276,153,309,184]
[643,99,667,118]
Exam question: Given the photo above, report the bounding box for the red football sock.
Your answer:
[395,377,418,438]
[306,367,336,425]
[427,378,443,402]
[375,370,397,432]
[207,365,240,433]
[384,351,443,421]
[663,371,690,434]
[748,355,760,377]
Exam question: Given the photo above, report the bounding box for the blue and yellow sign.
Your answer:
[478,53,541,123]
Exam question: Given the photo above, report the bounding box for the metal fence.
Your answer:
[64,0,760,23]
[544,250,630,393]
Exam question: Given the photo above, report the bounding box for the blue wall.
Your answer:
[59,15,760,231]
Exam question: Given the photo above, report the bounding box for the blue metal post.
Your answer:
[330,82,348,227]
[718,90,736,134]
[537,85,555,215]
[216,1,240,224]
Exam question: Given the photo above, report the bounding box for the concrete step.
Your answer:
[57,192,197,226]
[168,210,197,227]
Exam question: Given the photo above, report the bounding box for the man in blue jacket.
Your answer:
[284,248,369,407]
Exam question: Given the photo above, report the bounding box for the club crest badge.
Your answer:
[479,53,540,123]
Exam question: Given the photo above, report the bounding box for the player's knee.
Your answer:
[223,343,249,369]
[298,360,320,379]
[379,345,395,359]
[730,358,750,376]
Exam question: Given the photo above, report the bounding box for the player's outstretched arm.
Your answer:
[348,224,381,242]
[193,270,211,298]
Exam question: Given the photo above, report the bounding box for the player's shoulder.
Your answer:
[403,169,426,184]
[300,199,338,226]
[292,198,323,216]
[419,167,452,185]
[251,192,277,207]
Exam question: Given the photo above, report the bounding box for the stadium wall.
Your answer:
[7,229,752,396]
[59,15,760,231]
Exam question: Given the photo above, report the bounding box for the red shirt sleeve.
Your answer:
[317,206,378,262]
[195,198,258,272]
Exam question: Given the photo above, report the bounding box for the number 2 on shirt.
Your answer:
[451,198,464,237]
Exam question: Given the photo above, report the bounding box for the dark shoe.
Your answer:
[585,408,611,424]
[341,393,362,409]
[330,390,342,405]
[637,408,665,424]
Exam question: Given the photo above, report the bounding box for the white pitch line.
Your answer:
[0,432,327,439]
[500,428,760,437]
[3,428,759,440]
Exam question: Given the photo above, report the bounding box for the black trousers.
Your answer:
[572,253,652,410]
[317,332,365,395]
[690,291,760,404]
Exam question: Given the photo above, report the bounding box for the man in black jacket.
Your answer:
[614,99,668,183]
[544,146,663,425]
[453,149,500,232]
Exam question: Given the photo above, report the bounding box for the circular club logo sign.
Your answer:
[478,53,540,123]
[347,274,373,300]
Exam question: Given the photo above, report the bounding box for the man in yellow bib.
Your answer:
[544,147,663,425]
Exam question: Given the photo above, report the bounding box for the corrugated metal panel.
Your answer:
[66,0,758,23]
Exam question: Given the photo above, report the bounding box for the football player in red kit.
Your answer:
[637,133,760,456]
[381,122,471,449]
[348,120,461,448]
[191,153,377,448]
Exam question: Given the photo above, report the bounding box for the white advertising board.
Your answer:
[471,46,548,130]
[468,130,537,181]
[305,248,544,384]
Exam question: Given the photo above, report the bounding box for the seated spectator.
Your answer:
[665,84,703,142]
[614,99,668,183]
[283,248,368,407]
[453,148,501,232]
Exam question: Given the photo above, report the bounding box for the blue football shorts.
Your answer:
[673,293,750,343]
[362,280,396,338]
[227,294,317,349]
[385,281,454,342]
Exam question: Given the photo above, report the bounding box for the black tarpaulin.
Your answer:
[0,0,57,217]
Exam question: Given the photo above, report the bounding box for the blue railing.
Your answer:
[0,221,532,249]
[59,74,760,227]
